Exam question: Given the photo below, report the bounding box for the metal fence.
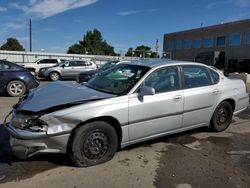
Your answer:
[0,50,139,65]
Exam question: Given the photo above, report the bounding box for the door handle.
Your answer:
[173,95,182,100]
[212,89,219,95]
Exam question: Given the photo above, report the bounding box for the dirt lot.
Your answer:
[0,83,250,188]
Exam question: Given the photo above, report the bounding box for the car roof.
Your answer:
[124,59,206,68]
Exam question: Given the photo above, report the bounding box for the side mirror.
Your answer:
[138,86,155,97]
[61,64,65,68]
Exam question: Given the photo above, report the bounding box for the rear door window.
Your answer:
[183,65,213,89]
[39,59,58,64]
[0,61,23,70]
[75,61,87,66]
[0,62,11,70]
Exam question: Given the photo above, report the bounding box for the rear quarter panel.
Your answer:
[216,77,248,113]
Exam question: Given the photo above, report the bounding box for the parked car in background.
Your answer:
[194,51,225,70]
[22,59,65,73]
[76,60,119,83]
[227,59,250,74]
[0,60,39,97]
[4,60,248,167]
[38,60,97,81]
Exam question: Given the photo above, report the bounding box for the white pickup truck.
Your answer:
[22,59,64,73]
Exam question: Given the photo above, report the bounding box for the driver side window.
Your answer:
[143,66,180,93]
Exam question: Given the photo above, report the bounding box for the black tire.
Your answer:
[49,71,60,81]
[6,80,26,97]
[210,101,233,132]
[69,121,118,167]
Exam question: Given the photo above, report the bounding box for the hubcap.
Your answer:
[83,132,109,160]
[10,83,23,95]
[51,73,59,80]
[216,107,228,125]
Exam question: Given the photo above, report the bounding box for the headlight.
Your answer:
[11,116,48,132]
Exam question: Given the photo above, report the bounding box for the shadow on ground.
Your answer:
[0,106,249,184]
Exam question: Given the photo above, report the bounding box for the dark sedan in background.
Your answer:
[76,60,119,83]
[0,60,39,97]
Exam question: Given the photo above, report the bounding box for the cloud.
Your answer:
[227,12,250,21]
[236,0,250,7]
[5,22,26,30]
[0,6,7,12]
[14,0,98,19]
[117,9,156,16]
[206,0,250,9]
[10,3,27,11]
[206,1,230,9]
[0,21,27,35]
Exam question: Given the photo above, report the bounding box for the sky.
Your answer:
[0,0,250,54]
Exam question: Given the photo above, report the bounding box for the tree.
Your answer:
[0,38,25,51]
[125,45,159,58]
[67,44,85,54]
[67,29,116,56]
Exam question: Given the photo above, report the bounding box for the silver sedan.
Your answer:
[4,60,249,167]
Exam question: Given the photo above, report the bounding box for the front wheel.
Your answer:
[69,121,118,167]
[49,72,60,81]
[210,101,233,132]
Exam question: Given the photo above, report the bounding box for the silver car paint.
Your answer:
[41,61,96,79]
[4,60,249,157]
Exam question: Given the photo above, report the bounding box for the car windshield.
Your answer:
[85,64,150,95]
[100,61,118,71]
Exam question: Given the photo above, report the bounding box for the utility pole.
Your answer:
[29,19,32,52]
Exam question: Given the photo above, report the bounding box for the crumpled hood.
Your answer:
[17,81,115,112]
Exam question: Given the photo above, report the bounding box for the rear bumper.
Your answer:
[27,78,40,90]
[234,94,249,115]
[4,122,70,159]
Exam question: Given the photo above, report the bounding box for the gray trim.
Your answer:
[184,105,213,114]
[121,122,129,127]
[238,96,249,101]
[129,111,182,125]
[128,105,213,125]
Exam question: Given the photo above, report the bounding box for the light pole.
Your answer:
[29,19,32,52]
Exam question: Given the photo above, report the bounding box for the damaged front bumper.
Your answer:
[3,112,71,159]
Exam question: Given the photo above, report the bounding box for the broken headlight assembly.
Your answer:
[11,116,48,132]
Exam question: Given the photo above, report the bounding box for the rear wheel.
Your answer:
[6,80,26,97]
[49,71,60,81]
[69,121,118,167]
[210,101,233,132]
